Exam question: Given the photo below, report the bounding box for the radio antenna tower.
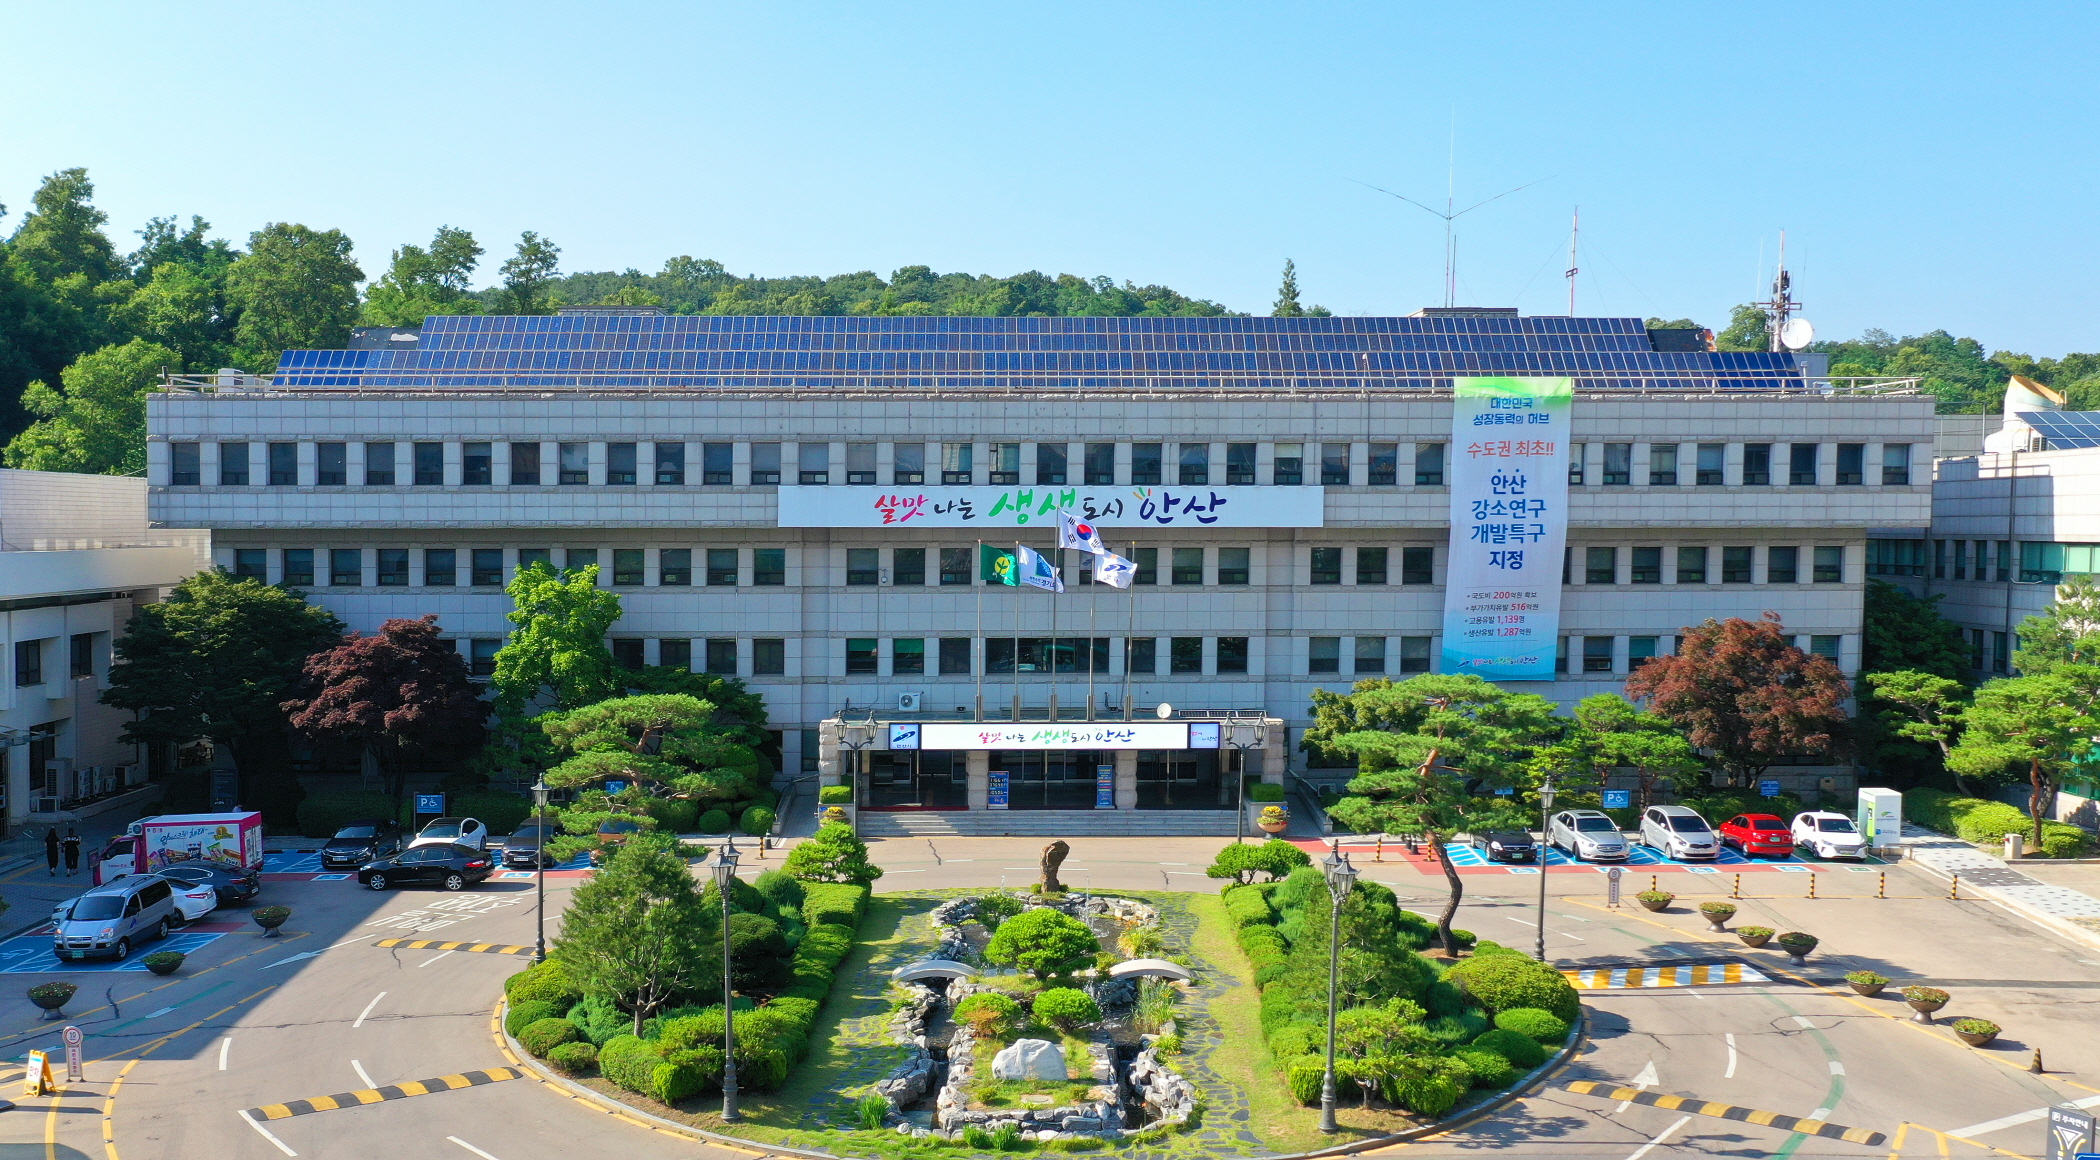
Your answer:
[1566,207,1580,316]
[1351,160,1551,308]
[1755,230,1816,354]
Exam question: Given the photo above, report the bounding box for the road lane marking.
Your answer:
[1724,1033,1737,1079]
[418,950,457,968]
[259,951,323,969]
[448,1138,502,1160]
[1563,1081,1886,1146]
[1793,1015,1816,1030]
[1946,1091,2100,1136]
[1828,1061,1845,1075]
[144,1006,175,1019]
[372,938,532,956]
[353,992,385,1028]
[239,1109,297,1156]
[1618,1059,1657,1112]
[245,1066,524,1120]
[352,1060,375,1087]
[1624,1114,1691,1160]
[219,1037,230,1071]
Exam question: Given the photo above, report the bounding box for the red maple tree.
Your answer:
[283,616,488,799]
[1624,613,1851,787]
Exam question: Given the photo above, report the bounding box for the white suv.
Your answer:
[1638,805,1719,861]
[1547,809,1629,861]
[1792,811,1867,860]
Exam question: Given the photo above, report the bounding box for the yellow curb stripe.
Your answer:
[1563,1083,1885,1146]
[243,1068,522,1120]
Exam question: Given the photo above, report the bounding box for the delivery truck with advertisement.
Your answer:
[94,812,264,886]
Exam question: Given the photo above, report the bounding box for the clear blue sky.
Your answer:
[5,2,2094,355]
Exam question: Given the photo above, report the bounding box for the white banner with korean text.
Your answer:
[1439,377,1574,681]
[776,485,1323,529]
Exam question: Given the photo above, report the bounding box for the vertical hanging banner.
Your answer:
[1440,377,1574,681]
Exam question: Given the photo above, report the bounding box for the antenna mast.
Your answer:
[1566,207,1580,316]
[1755,229,1800,353]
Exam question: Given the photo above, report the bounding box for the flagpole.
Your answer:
[974,539,984,723]
[1121,538,1137,722]
[1086,563,1097,722]
[1048,539,1060,723]
[1012,541,1022,722]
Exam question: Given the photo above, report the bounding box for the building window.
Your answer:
[1273,443,1303,486]
[1813,635,1843,663]
[1768,546,1799,584]
[1631,546,1662,584]
[13,640,41,686]
[1126,638,1157,675]
[1353,636,1385,674]
[988,443,1019,485]
[1218,637,1249,674]
[1035,443,1066,486]
[413,442,443,485]
[471,548,503,586]
[1953,540,1970,581]
[1568,444,1586,485]
[1400,636,1432,673]
[1084,443,1115,485]
[1170,637,1203,673]
[220,443,250,485]
[703,443,733,485]
[1356,547,1387,585]
[707,548,739,586]
[892,638,925,675]
[1603,443,1632,485]
[362,442,396,486]
[1310,547,1342,585]
[1720,545,1751,583]
[1649,444,1678,485]
[751,442,782,485]
[1696,443,1724,485]
[706,638,738,675]
[424,549,457,586]
[1867,539,1926,577]
[1401,546,1433,585]
[557,442,588,485]
[1743,443,1771,485]
[376,549,409,586]
[1676,546,1708,584]
[1789,443,1819,485]
[1309,637,1340,674]
[1321,443,1351,485]
[941,442,974,484]
[1883,443,1912,485]
[893,547,925,586]
[798,442,830,485]
[1585,546,1617,584]
[233,548,267,580]
[1812,545,1844,583]
[939,547,972,586]
[1556,637,1569,673]
[469,639,500,677]
[660,639,692,670]
[846,638,878,674]
[846,442,876,485]
[753,638,786,675]
[753,548,786,586]
[171,442,200,486]
[893,442,925,485]
[518,548,552,573]
[846,548,879,585]
[939,638,972,675]
[461,442,492,485]
[563,548,597,577]
[330,548,363,586]
[1172,547,1204,585]
[1217,547,1249,585]
[1133,547,1158,585]
[1583,636,1615,673]
[1992,631,2010,673]
[612,549,645,586]
[268,442,297,486]
[1367,442,1398,486]
[611,639,644,670]
[1629,636,1659,669]
[1130,443,1162,485]
[1969,628,1986,671]
[609,443,642,487]
[282,548,314,587]
[509,443,541,485]
[1996,540,2012,582]
[70,633,94,679]
[653,443,685,485]
[1836,443,1864,485]
[1176,443,1208,486]
[1226,443,1256,485]
[659,548,692,586]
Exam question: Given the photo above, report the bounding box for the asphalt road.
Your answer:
[0,835,2092,1159]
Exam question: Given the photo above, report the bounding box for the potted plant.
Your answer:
[1775,931,1818,964]
[143,951,185,976]
[1903,985,1949,1023]
[821,805,848,825]
[1951,1018,2000,1048]
[28,982,76,1021]
[1257,805,1290,834]
[1844,970,1887,997]
[252,905,292,938]
[1736,925,1774,948]
[1635,890,1674,913]
[1698,902,1736,932]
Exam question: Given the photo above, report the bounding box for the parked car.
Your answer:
[502,822,559,869]
[1637,805,1719,861]
[589,817,645,866]
[1546,810,1629,861]
[358,844,495,891]
[1467,829,1538,863]
[408,817,488,852]
[322,819,405,869]
[52,877,179,961]
[155,861,261,907]
[1718,813,1795,859]
[1792,811,1868,860]
[150,872,220,923]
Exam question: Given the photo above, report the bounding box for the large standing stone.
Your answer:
[992,1038,1068,1081]
[1040,840,1069,893]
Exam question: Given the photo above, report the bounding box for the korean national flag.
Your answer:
[1092,551,1136,589]
[1057,509,1108,555]
[1015,544,1065,592]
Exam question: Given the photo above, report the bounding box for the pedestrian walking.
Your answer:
[44,827,59,877]
[62,828,81,876]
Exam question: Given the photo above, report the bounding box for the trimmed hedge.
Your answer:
[697,809,733,834]
[505,959,582,1007]
[1471,1028,1547,1069]
[801,883,869,930]
[1444,954,1581,1022]
[548,1041,598,1075]
[741,806,776,835]
[1222,883,1277,929]
[1033,988,1100,1029]
[519,1017,581,1057]
[506,999,563,1037]
[1248,783,1288,802]
[1494,1008,1569,1044]
[1392,1055,1472,1117]
[1453,1046,1517,1089]
[599,1035,664,1094]
[1906,788,2093,858]
[818,784,854,804]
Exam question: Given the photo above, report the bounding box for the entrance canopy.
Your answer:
[1107,958,1194,982]
[891,958,976,982]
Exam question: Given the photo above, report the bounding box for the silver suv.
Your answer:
[53,876,178,962]
[1547,809,1629,861]
[1638,805,1718,861]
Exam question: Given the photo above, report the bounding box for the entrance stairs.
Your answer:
[857,810,1242,838]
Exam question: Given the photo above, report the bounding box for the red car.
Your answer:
[1719,813,1794,859]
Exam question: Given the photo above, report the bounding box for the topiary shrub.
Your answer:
[506,999,562,1037]
[567,994,627,1046]
[1453,1046,1517,1088]
[548,1041,599,1075]
[1471,1028,1547,1069]
[740,806,775,835]
[954,992,1024,1037]
[1285,1055,1327,1105]
[1222,884,1278,929]
[818,784,854,804]
[1445,953,1581,1022]
[1420,1012,1489,1047]
[1494,1008,1569,1044]
[984,908,1100,979]
[697,809,732,834]
[1248,783,1288,802]
[801,882,870,929]
[519,1017,581,1058]
[1267,1022,1319,1058]
[598,1035,664,1094]
[1391,1055,1472,1116]
[652,1048,720,1103]
[752,868,806,912]
[505,959,582,1007]
[1033,988,1102,1029]
[970,891,1026,932]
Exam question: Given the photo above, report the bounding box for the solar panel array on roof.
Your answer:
[2017,411,2100,450]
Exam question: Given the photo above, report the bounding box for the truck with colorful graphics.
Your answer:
[94,811,265,886]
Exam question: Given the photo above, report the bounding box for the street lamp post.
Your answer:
[1534,779,1556,963]
[1317,840,1359,1134]
[531,777,550,962]
[714,837,742,1122]
[1226,722,1268,844]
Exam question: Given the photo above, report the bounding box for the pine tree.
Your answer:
[552,831,717,1034]
[1272,259,1304,317]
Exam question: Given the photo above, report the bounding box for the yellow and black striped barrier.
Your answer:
[247,1067,523,1120]
[1563,1081,1885,1146]
[374,938,535,956]
[1561,962,1768,990]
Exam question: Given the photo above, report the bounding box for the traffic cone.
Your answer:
[2030,1049,2044,1074]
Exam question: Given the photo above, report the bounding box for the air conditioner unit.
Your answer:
[897,692,922,712]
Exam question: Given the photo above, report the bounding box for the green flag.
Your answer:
[980,544,1018,585]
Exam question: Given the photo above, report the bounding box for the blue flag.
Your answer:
[1015,544,1064,592]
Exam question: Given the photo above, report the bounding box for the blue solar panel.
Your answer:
[2018,411,2100,450]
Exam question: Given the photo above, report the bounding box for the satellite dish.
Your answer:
[1155,702,1173,719]
[1780,318,1815,351]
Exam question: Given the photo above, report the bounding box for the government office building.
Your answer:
[144,308,1933,834]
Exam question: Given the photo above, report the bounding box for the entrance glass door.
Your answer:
[1134,750,1228,809]
[998,750,1099,809]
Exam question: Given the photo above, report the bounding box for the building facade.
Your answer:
[145,310,1933,830]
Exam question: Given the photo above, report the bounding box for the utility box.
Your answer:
[1858,788,1903,849]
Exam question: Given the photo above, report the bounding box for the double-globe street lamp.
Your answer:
[714,837,742,1122]
[1225,721,1269,844]
[532,777,550,962]
[1317,841,1360,1134]
[1534,779,1556,963]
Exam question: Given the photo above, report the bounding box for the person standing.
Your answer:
[43,827,60,877]
[61,829,81,877]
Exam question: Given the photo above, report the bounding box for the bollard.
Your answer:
[1807,874,1817,899]
[1732,874,1741,900]
[1650,874,1658,894]
[1878,871,1886,900]
[2031,1049,2045,1074]
[1375,836,1384,863]
[1949,874,1961,900]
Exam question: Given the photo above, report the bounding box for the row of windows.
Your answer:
[12,634,99,688]
[165,438,1913,489]
[1569,545,1849,585]
[1554,633,1842,673]
[1869,539,2100,585]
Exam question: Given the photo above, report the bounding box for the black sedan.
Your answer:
[322,819,405,870]
[358,844,495,891]
[502,823,560,869]
[1469,830,1539,863]
[155,861,261,906]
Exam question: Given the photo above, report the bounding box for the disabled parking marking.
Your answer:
[0,931,227,973]
[264,852,324,873]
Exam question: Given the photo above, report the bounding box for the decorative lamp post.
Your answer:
[714,836,742,1122]
[1317,840,1359,1133]
[1535,779,1556,962]
[532,776,550,963]
[1226,721,1269,844]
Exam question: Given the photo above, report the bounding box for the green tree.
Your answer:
[1644,316,1703,331]
[129,215,238,282]
[1863,670,1970,786]
[361,225,483,325]
[1280,874,1434,1007]
[982,907,1099,980]
[620,666,773,754]
[1862,580,1969,682]
[1714,303,1769,352]
[1948,674,2099,848]
[1272,260,1304,317]
[552,831,717,1034]
[494,231,561,315]
[2013,576,2100,673]
[491,562,622,714]
[224,223,363,371]
[0,254,97,438]
[1560,694,1702,810]
[283,616,487,800]
[1312,674,1560,953]
[1204,837,1311,885]
[3,338,176,473]
[781,821,883,885]
[1625,614,1851,787]
[7,168,124,287]
[541,694,766,802]
[116,262,232,370]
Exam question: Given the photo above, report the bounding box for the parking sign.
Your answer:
[1758,780,1782,798]
[1602,789,1631,809]
[415,794,445,815]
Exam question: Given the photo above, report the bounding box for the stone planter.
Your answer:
[1906,997,1947,1023]
[143,952,184,976]
[1255,805,1289,833]
[1698,904,1736,933]
[1955,1027,1998,1048]
[1777,938,1817,964]
[1638,897,1670,912]
[252,906,291,937]
[28,984,75,1021]
[1848,980,1885,997]
[1737,930,1772,948]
